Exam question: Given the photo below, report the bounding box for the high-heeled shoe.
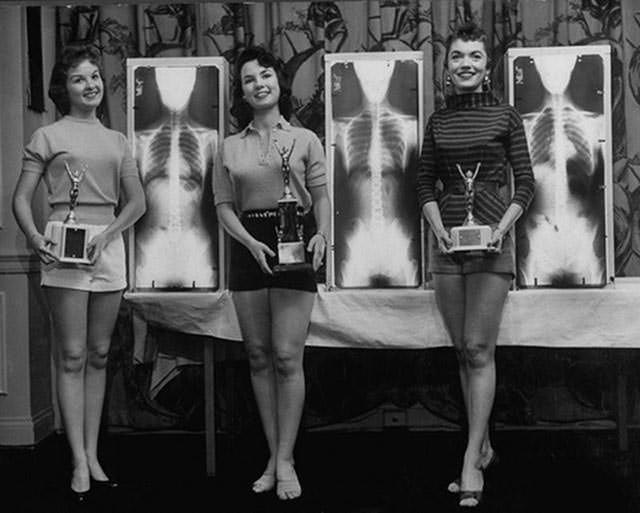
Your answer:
[90,476,119,489]
[448,450,498,493]
[458,489,483,508]
[68,487,90,505]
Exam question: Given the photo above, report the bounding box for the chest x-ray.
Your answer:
[128,59,225,290]
[508,48,613,287]
[326,53,422,288]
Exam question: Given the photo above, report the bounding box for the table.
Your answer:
[125,279,640,475]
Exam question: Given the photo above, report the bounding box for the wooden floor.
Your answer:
[1,428,639,512]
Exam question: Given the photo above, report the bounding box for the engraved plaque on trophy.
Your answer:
[273,140,312,273]
[45,162,95,264]
[449,163,494,252]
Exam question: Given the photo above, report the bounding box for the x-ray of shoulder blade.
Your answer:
[515,53,606,287]
[133,64,220,290]
[330,58,421,289]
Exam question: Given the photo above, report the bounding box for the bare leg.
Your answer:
[46,287,90,493]
[459,272,510,504]
[270,288,315,500]
[85,290,122,481]
[232,290,277,492]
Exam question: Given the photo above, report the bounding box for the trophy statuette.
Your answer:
[273,139,312,273]
[45,162,97,264]
[449,162,494,252]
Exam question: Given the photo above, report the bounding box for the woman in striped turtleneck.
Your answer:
[417,22,535,508]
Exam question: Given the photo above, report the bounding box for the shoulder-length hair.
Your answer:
[48,45,104,116]
[230,46,293,130]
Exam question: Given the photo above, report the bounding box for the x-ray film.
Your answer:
[127,57,227,291]
[325,52,423,288]
[507,46,614,287]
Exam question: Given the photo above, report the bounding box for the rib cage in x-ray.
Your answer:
[517,54,605,287]
[331,59,420,288]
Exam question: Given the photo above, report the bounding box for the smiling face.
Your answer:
[446,39,489,94]
[240,59,281,114]
[66,59,103,116]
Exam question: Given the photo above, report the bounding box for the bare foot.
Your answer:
[276,461,301,500]
[252,459,276,493]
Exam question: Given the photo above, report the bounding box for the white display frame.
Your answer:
[126,56,228,294]
[324,51,425,290]
[505,45,615,288]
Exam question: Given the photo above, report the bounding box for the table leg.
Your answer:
[204,341,216,476]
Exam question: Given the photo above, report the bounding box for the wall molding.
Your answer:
[0,407,53,445]
[0,292,6,395]
[0,253,40,274]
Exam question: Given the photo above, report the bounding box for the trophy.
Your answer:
[273,140,312,273]
[449,162,493,252]
[45,162,95,264]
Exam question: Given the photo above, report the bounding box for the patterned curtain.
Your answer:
[56,1,640,430]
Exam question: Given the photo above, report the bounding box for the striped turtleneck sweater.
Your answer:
[417,92,535,228]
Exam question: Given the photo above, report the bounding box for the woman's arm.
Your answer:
[87,175,146,264]
[12,171,58,263]
[422,200,453,253]
[216,202,275,274]
[308,184,330,270]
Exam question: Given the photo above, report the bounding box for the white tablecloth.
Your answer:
[124,279,640,349]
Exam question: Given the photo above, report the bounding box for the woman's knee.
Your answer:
[58,346,87,373]
[245,342,272,374]
[274,348,303,379]
[462,339,495,369]
[87,343,110,370]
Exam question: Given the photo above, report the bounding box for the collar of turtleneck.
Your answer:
[445,91,500,110]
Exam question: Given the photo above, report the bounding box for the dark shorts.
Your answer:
[427,229,515,277]
[229,209,318,293]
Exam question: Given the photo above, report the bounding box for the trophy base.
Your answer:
[45,221,99,264]
[450,224,493,252]
[274,241,310,273]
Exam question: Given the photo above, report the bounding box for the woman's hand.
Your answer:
[435,228,454,254]
[488,227,505,253]
[30,233,58,264]
[248,239,275,275]
[87,231,111,265]
[307,232,327,271]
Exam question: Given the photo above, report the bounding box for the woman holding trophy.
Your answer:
[213,46,330,500]
[417,23,534,507]
[12,46,146,501]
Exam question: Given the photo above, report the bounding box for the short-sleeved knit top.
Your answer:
[22,116,139,223]
[213,117,326,213]
[416,92,535,228]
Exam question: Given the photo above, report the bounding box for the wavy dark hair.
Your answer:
[48,45,104,116]
[230,46,293,130]
[444,21,491,67]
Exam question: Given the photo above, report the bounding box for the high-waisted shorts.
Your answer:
[427,228,515,277]
[41,221,127,292]
[229,209,318,293]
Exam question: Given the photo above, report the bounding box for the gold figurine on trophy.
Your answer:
[273,139,312,272]
[449,162,494,252]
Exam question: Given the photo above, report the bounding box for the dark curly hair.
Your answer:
[48,45,104,116]
[230,46,293,130]
[444,21,490,67]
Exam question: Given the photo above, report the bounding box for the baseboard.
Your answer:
[0,406,54,446]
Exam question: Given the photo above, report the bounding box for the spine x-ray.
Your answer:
[127,59,225,291]
[326,54,422,288]
[509,47,613,287]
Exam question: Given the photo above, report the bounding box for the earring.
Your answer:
[483,74,491,91]
[445,74,452,87]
